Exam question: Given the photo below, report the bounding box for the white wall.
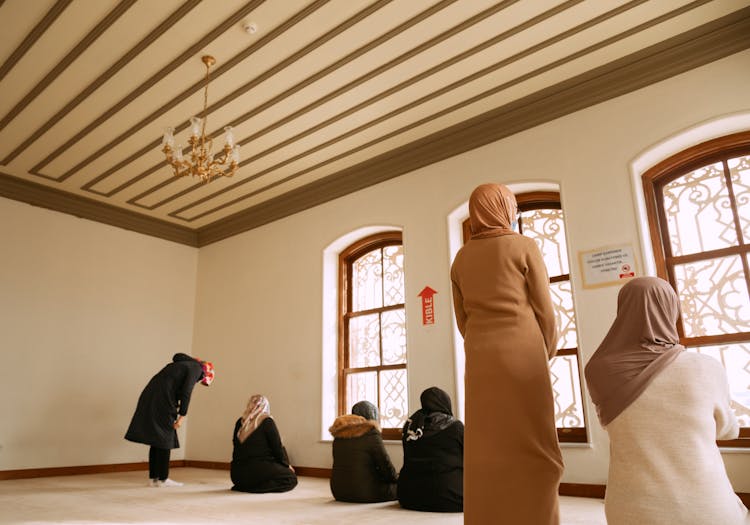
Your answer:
[187,49,750,491]
[0,198,198,470]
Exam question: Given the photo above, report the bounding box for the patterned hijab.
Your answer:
[584,277,685,427]
[198,359,214,386]
[237,394,270,443]
[404,387,455,442]
[468,183,518,239]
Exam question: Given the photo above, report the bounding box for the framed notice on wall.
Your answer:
[578,244,639,289]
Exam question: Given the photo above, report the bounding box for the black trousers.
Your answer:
[149,447,171,480]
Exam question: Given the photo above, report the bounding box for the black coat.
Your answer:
[398,418,464,512]
[124,353,203,450]
[329,415,397,503]
[230,417,297,493]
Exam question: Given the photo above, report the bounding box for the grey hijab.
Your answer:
[352,400,378,421]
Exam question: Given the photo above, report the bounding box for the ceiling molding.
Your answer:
[0,0,72,84]
[0,0,138,136]
[172,0,692,224]
[0,172,197,246]
[83,0,403,197]
[2,7,749,248]
[2,0,203,166]
[196,7,750,246]
[24,0,268,174]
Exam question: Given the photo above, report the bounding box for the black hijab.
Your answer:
[404,387,455,441]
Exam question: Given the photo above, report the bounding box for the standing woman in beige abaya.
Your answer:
[450,183,563,525]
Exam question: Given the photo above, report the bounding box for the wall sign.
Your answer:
[579,244,638,289]
[418,286,437,325]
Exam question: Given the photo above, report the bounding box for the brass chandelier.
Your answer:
[161,55,240,183]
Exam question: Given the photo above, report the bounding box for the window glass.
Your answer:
[644,133,750,440]
[340,233,408,434]
[662,162,737,256]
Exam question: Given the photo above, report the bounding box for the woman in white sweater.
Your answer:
[585,276,747,525]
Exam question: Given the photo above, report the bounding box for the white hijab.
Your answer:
[237,394,270,443]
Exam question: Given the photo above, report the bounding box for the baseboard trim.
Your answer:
[184,460,229,470]
[2,462,747,509]
[559,483,606,499]
[183,461,329,479]
[293,466,332,478]
[0,460,186,480]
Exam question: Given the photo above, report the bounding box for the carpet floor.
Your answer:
[1,467,607,524]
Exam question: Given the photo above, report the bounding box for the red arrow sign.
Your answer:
[418,286,438,325]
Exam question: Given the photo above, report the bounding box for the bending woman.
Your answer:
[125,353,214,487]
[398,386,463,512]
[451,183,563,524]
[231,395,297,493]
[585,276,747,525]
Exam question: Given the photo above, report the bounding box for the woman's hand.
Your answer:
[173,415,184,429]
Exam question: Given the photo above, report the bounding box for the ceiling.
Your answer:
[1,0,749,246]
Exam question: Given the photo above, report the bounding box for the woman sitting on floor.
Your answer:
[585,276,747,525]
[329,400,398,503]
[230,394,297,493]
[397,386,463,512]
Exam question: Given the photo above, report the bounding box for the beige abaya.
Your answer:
[450,184,563,525]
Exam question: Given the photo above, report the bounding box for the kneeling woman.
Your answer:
[398,386,463,512]
[585,277,747,525]
[231,395,297,493]
[329,401,398,502]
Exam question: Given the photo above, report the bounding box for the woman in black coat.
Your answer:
[398,386,463,512]
[231,395,297,493]
[125,353,214,486]
[329,401,398,503]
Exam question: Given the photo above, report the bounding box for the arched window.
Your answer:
[338,231,407,439]
[643,131,750,445]
[462,191,587,442]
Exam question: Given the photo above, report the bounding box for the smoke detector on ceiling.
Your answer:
[242,21,257,34]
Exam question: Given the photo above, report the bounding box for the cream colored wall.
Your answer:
[0,198,198,470]
[2,50,747,489]
[188,49,750,491]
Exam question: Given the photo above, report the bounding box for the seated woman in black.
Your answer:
[230,395,297,493]
[398,386,463,512]
[329,400,397,503]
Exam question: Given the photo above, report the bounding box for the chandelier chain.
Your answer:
[160,55,240,183]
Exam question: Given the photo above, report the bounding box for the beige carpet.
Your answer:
[1,467,606,524]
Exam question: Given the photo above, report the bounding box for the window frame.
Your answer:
[462,191,588,443]
[642,130,750,445]
[338,231,407,440]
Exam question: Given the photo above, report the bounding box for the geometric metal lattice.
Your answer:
[346,240,407,429]
[520,205,584,430]
[549,354,585,428]
[663,161,738,256]
[659,154,750,429]
[520,208,570,276]
[380,368,408,428]
[691,344,750,427]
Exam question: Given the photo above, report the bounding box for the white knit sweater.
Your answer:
[604,352,748,525]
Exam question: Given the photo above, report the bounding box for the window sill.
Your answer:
[559,442,592,449]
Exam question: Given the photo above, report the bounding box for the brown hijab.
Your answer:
[584,276,685,426]
[469,183,518,239]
